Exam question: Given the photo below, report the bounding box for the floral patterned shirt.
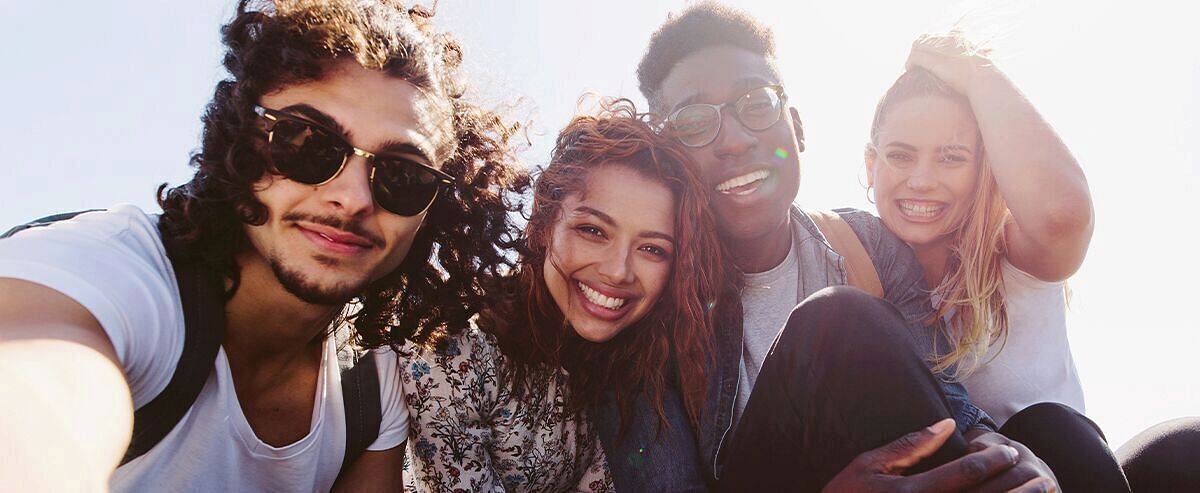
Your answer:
[399,327,614,492]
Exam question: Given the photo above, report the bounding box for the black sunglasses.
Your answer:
[254,105,454,217]
[667,85,787,148]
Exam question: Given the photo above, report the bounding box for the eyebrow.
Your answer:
[883,141,975,155]
[278,104,436,164]
[280,103,348,136]
[672,76,778,112]
[375,141,435,166]
[883,142,919,152]
[940,144,975,155]
[574,205,676,244]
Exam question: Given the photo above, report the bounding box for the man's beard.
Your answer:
[267,254,368,306]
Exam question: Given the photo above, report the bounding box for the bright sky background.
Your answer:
[1,1,1196,448]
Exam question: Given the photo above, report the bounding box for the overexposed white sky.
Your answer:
[1,0,1196,448]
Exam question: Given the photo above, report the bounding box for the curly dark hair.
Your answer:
[638,2,781,112]
[156,0,529,348]
[478,100,735,435]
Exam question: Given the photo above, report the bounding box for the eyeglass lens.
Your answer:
[671,86,783,147]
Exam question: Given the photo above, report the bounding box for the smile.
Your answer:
[578,281,627,310]
[897,200,946,219]
[715,169,770,195]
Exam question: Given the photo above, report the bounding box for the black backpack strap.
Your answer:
[0,209,102,238]
[335,326,382,477]
[121,257,225,464]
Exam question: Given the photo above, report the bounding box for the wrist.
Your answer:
[965,63,1009,100]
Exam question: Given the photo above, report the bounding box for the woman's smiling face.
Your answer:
[868,95,981,251]
[543,164,676,343]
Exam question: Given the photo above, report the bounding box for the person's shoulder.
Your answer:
[397,326,507,378]
[830,207,884,231]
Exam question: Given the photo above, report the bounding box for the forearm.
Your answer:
[968,68,1094,251]
[0,339,132,491]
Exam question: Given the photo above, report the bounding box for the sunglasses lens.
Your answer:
[371,158,445,216]
[671,105,720,147]
[266,119,348,185]
[735,86,783,131]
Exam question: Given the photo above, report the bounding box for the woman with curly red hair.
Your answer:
[398,100,732,492]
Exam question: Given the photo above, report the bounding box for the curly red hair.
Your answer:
[480,99,733,434]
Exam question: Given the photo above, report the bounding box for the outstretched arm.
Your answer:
[0,278,133,491]
[907,33,1094,282]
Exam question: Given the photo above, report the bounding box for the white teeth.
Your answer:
[715,170,770,194]
[899,202,944,217]
[578,282,627,310]
[318,233,335,242]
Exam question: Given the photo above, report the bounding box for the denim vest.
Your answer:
[593,207,990,492]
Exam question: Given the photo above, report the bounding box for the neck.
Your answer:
[727,217,793,274]
[912,240,954,290]
[223,251,341,366]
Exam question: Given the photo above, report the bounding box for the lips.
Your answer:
[715,169,771,196]
[297,223,374,255]
[574,280,635,321]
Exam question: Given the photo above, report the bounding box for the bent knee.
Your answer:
[779,286,911,350]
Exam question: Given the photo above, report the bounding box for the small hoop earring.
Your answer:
[866,185,876,205]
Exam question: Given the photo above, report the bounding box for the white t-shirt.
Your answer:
[958,260,1086,427]
[0,205,409,492]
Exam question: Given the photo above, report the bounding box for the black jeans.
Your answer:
[999,402,1130,492]
[717,286,968,492]
[1117,417,1200,492]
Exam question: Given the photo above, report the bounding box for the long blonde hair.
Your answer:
[870,68,1011,379]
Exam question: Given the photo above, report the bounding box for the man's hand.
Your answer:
[962,429,1059,493]
[823,419,1057,493]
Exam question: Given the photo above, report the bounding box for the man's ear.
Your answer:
[789,107,805,153]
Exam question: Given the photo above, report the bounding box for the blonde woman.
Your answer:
[864,33,1128,491]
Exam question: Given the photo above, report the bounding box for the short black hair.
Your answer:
[637,2,780,112]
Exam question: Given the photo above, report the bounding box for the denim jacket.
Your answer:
[593,207,991,492]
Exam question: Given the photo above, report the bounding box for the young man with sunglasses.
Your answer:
[593,4,1058,492]
[0,2,526,491]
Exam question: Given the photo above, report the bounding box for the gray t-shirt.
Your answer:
[733,217,845,426]
[735,242,800,426]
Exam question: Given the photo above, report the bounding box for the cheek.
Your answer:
[682,149,720,184]
[951,171,980,199]
[639,262,673,307]
[378,216,427,269]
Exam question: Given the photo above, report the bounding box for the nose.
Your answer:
[317,155,376,216]
[905,161,937,192]
[712,109,758,159]
[596,246,635,285]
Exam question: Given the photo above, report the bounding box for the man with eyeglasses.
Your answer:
[593,4,1058,492]
[0,2,525,491]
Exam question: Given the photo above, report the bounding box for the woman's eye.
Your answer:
[886,152,913,166]
[639,244,672,259]
[940,154,969,166]
[576,225,605,238]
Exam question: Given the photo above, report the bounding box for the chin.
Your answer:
[572,323,625,343]
[269,256,372,306]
